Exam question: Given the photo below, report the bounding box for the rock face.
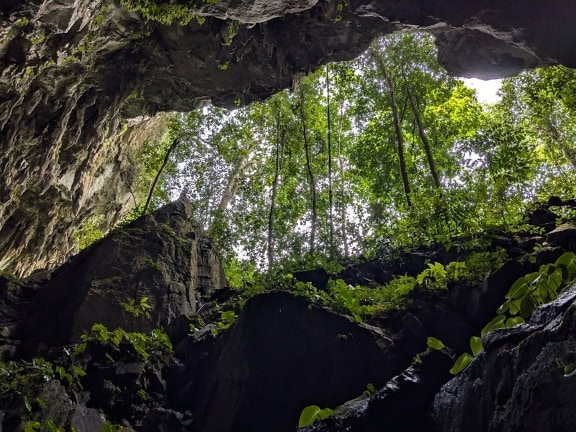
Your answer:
[174,291,407,432]
[432,284,576,432]
[1,0,575,275]
[15,197,226,357]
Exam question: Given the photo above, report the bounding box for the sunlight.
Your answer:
[463,78,502,104]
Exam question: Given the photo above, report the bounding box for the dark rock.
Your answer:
[450,260,532,330]
[301,349,454,432]
[431,284,576,432]
[141,407,190,432]
[293,268,330,290]
[180,291,407,432]
[16,197,226,357]
[546,223,576,248]
[535,246,565,267]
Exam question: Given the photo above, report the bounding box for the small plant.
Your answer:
[417,262,448,290]
[451,252,576,375]
[362,383,376,397]
[426,336,445,351]
[450,336,483,375]
[120,296,152,319]
[298,405,333,427]
[15,17,30,27]
[211,310,236,336]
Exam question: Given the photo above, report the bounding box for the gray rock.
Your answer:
[16,197,226,357]
[431,284,576,432]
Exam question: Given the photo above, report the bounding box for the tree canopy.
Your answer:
[121,32,576,281]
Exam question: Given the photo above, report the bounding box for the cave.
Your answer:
[1,1,576,431]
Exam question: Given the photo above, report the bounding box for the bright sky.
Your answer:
[463,78,502,104]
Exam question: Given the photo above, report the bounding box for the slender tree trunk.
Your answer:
[143,138,180,214]
[298,83,317,255]
[326,64,335,256]
[336,102,349,257]
[408,89,441,189]
[267,113,284,270]
[373,52,412,206]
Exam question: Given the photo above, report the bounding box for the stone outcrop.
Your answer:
[173,291,407,432]
[1,0,575,275]
[431,284,576,432]
[14,196,226,357]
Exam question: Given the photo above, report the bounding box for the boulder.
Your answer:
[546,223,576,248]
[16,197,226,357]
[175,291,409,432]
[300,349,454,432]
[431,284,576,432]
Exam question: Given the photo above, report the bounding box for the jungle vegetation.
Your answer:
[111,32,576,282]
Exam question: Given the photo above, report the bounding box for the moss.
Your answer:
[119,0,217,25]
[31,32,45,45]
[15,17,30,27]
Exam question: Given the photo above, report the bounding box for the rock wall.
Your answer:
[432,285,576,432]
[2,0,575,275]
[15,197,227,357]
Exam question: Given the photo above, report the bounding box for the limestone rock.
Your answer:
[431,284,576,432]
[175,291,407,432]
[546,223,576,247]
[16,197,226,357]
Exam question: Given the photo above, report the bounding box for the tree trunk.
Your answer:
[373,52,412,207]
[143,138,180,214]
[298,83,317,255]
[336,102,349,257]
[267,112,285,270]
[326,64,335,256]
[408,89,441,189]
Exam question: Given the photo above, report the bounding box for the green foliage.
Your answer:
[449,335,484,375]
[74,215,105,251]
[119,0,217,25]
[452,252,576,375]
[120,297,152,319]
[362,382,376,397]
[15,17,30,27]
[101,424,127,432]
[210,310,237,336]
[417,262,448,290]
[298,405,334,427]
[76,323,173,363]
[450,352,473,375]
[484,252,576,334]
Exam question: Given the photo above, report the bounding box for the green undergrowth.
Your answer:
[451,251,576,374]
[211,248,509,326]
[1,324,173,430]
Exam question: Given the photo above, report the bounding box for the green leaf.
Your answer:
[481,315,506,336]
[427,336,445,351]
[469,336,483,357]
[505,316,526,327]
[23,395,32,412]
[24,421,41,432]
[72,365,86,377]
[450,352,474,375]
[506,276,530,301]
[298,405,333,427]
